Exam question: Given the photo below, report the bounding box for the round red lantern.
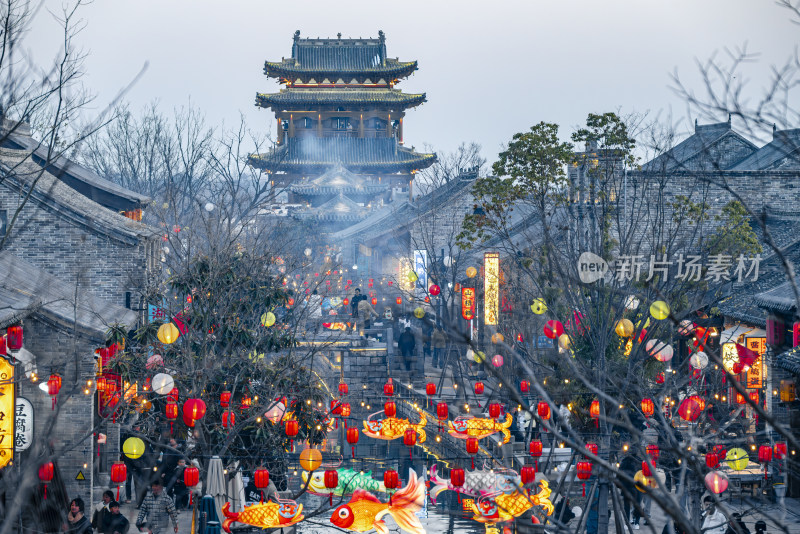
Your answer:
[47,374,62,410]
[285,419,299,450]
[466,437,479,469]
[489,403,502,420]
[705,471,728,494]
[110,461,127,500]
[576,461,592,496]
[450,467,465,488]
[646,444,660,461]
[404,428,417,459]
[220,391,231,408]
[426,383,436,396]
[371,297,377,306]
[520,380,531,393]
[325,469,339,504]
[520,465,536,485]
[774,442,788,460]
[537,402,551,420]
[184,465,200,487]
[585,443,598,457]
[183,398,207,421]
[429,284,441,296]
[182,412,195,428]
[222,410,235,428]
[346,427,359,458]
[384,469,400,490]
[706,452,720,468]
[384,401,396,418]
[678,397,702,422]
[168,387,179,403]
[543,320,564,339]
[343,298,350,306]
[474,382,484,395]
[396,297,402,305]
[6,325,22,350]
[384,379,394,397]
[38,461,54,499]
[641,398,655,418]
[338,382,349,396]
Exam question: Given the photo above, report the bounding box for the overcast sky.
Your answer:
[26,0,798,161]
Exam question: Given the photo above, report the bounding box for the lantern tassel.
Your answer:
[116,486,120,501]
[582,483,586,497]
[329,494,333,506]
[351,446,355,459]
[471,458,474,470]
[44,485,47,500]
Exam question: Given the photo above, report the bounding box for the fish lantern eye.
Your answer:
[338,508,350,519]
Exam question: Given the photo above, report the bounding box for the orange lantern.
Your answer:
[641,398,655,417]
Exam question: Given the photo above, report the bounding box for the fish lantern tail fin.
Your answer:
[221,503,238,533]
[386,470,425,534]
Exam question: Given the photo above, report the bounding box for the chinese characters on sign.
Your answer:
[462,288,475,321]
[612,254,761,282]
[484,252,499,326]
[14,397,32,452]
[0,355,15,468]
[746,337,767,388]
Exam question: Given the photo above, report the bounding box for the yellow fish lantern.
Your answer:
[222,501,303,532]
[362,409,427,443]
[472,480,553,524]
[448,414,513,444]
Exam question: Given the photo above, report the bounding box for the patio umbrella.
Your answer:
[205,456,227,523]
[226,462,246,513]
[198,495,219,534]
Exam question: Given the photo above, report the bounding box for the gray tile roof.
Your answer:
[729,129,800,170]
[256,89,426,109]
[290,163,388,196]
[775,346,800,376]
[0,252,137,337]
[296,192,368,222]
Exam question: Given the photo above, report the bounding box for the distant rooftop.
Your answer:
[729,128,800,171]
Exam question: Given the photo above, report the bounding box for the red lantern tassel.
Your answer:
[351,446,355,459]
[116,486,120,501]
[471,458,474,470]
[329,494,333,506]
[582,483,586,497]
[44,485,47,499]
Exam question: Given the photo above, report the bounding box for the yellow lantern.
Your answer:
[261,312,276,327]
[157,322,180,344]
[649,301,670,320]
[726,448,749,471]
[123,437,145,459]
[407,271,418,283]
[474,351,486,364]
[615,319,634,338]
[466,267,478,278]
[530,298,547,315]
[491,333,504,344]
[633,470,657,492]
[558,334,571,350]
[299,447,322,471]
[414,307,425,319]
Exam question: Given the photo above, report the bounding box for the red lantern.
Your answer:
[466,437,479,469]
[450,467,465,488]
[184,465,200,487]
[736,392,747,405]
[182,412,195,428]
[384,379,394,396]
[520,465,536,485]
[371,297,377,306]
[47,374,62,410]
[384,401,396,418]
[340,402,351,418]
[38,461,54,499]
[436,402,448,421]
[346,427,359,458]
[655,372,665,384]
[325,469,339,504]
[489,403,502,420]
[529,440,543,458]
[396,297,402,305]
[537,402,551,420]
[759,445,772,480]
[168,387,179,403]
[110,461,127,500]
[705,471,729,494]
[426,383,436,396]
[646,444,660,461]
[285,419,299,450]
[585,443,598,457]
[240,396,252,411]
[641,398,655,418]
[220,391,232,408]
[338,382,349,396]
[183,398,207,421]
[520,380,530,393]
[642,460,653,477]
[384,469,400,491]
[0,336,5,355]
[165,400,179,434]
[516,333,524,342]
[576,461,592,496]
[543,320,564,339]
[5,325,22,350]
[222,410,235,428]
[774,442,788,460]
[404,428,417,459]
[678,397,702,422]
[343,298,350,306]
[590,400,600,427]
[749,391,759,404]
[330,400,343,417]
[429,284,441,296]
[706,452,720,468]
[253,466,269,503]
[474,382,484,395]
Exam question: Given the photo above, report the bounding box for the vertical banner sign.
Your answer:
[484,252,500,326]
[413,250,427,296]
[0,355,15,468]
[462,288,475,320]
[746,337,767,388]
[14,397,32,451]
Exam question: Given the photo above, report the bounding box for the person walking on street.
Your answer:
[619,452,642,529]
[92,490,114,533]
[65,498,93,534]
[398,327,416,372]
[350,289,366,317]
[106,502,129,534]
[357,298,378,331]
[701,496,727,534]
[136,480,179,534]
[432,327,447,369]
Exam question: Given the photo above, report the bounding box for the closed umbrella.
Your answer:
[226,462,246,513]
[198,495,219,534]
[205,456,227,523]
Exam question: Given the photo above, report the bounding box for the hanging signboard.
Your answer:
[14,397,32,452]
[0,355,15,469]
[462,288,475,320]
[484,252,500,326]
[746,337,767,388]
[413,250,427,295]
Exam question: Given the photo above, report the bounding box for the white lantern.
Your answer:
[204,202,215,212]
[646,340,674,362]
[304,248,312,257]
[624,295,640,310]
[443,256,453,267]
[466,348,475,362]
[678,319,695,336]
[690,351,709,369]
[265,401,286,424]
[152,373,174,395]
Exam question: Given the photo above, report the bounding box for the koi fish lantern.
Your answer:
[362,408,427,443]
[448,413,513,444]
[428,465,521,504]
[303,468,388,497]
[471,480,554,524]
[221,501,303,532]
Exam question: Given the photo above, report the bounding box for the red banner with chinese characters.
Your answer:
[462,288,475,320]
[746,337,766,388]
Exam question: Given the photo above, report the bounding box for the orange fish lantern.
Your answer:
[471,480,553,524]
[330,470,424,534]
[222,500,303,532]
[448,414,512,444]
[362,409,427,443]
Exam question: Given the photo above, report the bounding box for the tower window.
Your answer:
[333,117,350,130]
[303,117,313,128]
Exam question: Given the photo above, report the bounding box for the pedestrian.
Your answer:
[350,289,365,317]
[136,479,179,534]
[701,496,727,534]
[169,459,189,510]
[106,502,130,534]
[725,513,751,534]
[398,327,416,371]
[64,498,93,534]
[159,439,181,491]
[431,326,447,369]
[92,490,114,533]
[357,298,378,331]
[552,497,575,525]
[422,321,433,359]
[619,452,642,529]
[754,521,767,534]
[307,290,323,333]
[586,487,599,534]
